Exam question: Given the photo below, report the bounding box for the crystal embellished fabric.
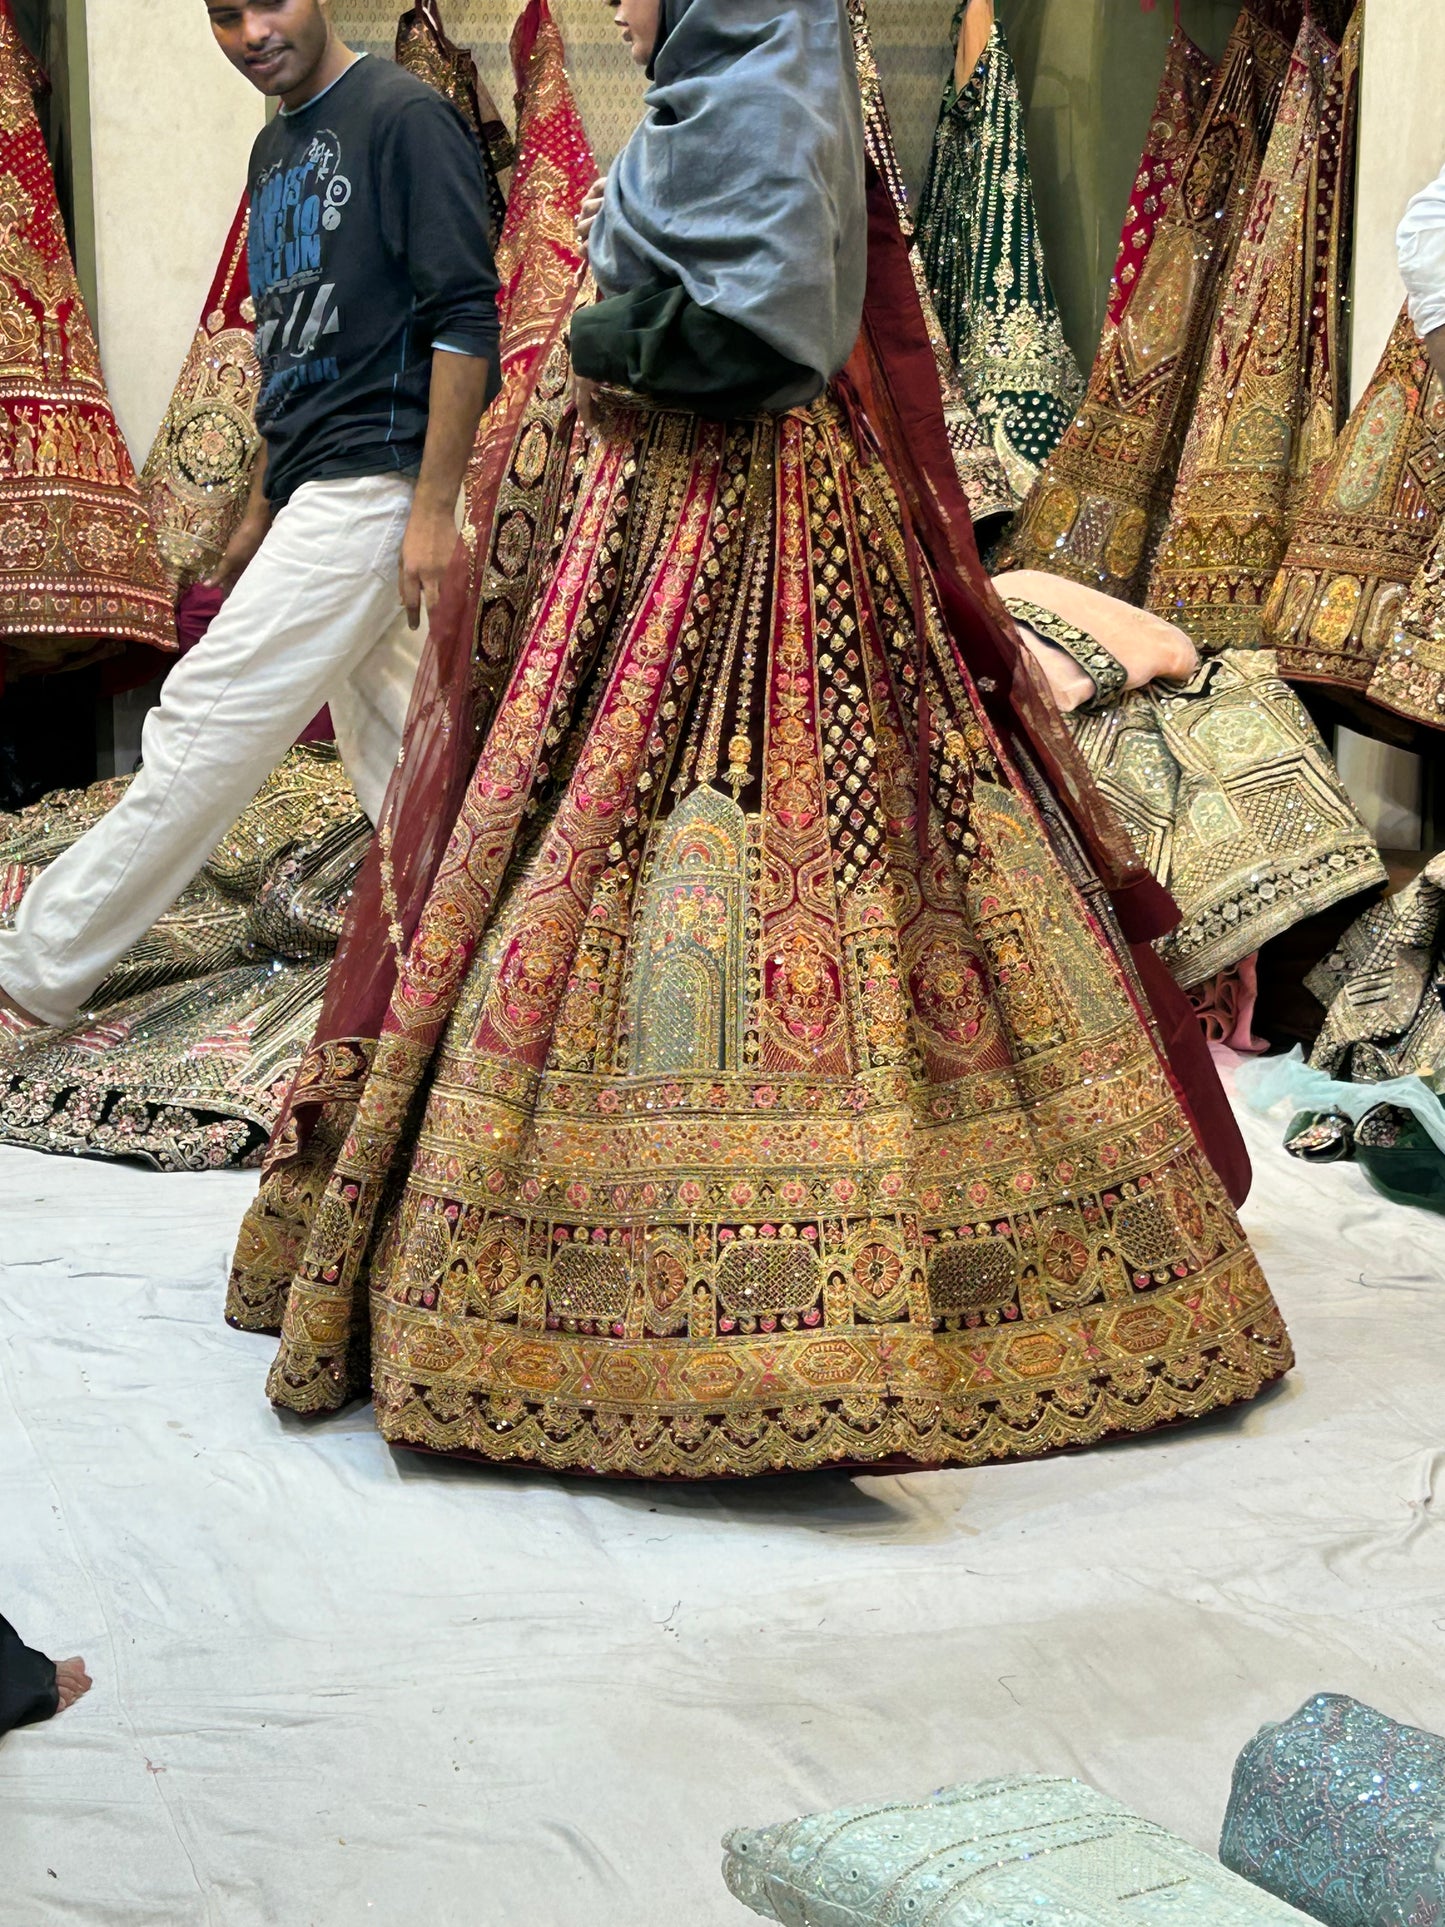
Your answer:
[1147,12,1359,653]
[1306,853,1445,1083]
[724,1776,1318,1925]
[1267,304,1445,698]
[914,9,1083,507]
[1220,1694,1445,1927]
[0,746,368,1170]
[138,193,261,593]
[0,0,173,676]
[226,341,1289,1475]
[847,0,1013,531]
[1002,4,1299,602]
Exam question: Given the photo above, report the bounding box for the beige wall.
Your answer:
[1351,0,1444,402]
[83,0,262,462]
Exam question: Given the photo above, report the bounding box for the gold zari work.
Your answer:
[230,382,1289,1479]
[1367,517,1445,731]
[0,747,368,1168]
[139,200,261,589]
[1148,13,1358,652]
[1004,5,1298,600]
[1065,648,1384,989]
[1307,851,1445,1082]
[0,0,173,670]
[1267,303,1445,699]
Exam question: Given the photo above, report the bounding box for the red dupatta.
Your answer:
[850,167,1251,1205]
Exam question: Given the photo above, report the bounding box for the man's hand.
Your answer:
[576,174,607,252]
[1427,325,1445,387]
[207,506,271,598]
[399,498,459,631]
[569,371,600,436]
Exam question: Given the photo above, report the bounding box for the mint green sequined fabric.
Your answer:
[1221,1695,1445,1927]
[724,1776,1316,1925]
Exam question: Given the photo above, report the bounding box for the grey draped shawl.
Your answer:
[588,0,867,383]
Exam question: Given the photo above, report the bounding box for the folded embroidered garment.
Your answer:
[1221,1695,1445,1927]
[724,1776,1317,1924]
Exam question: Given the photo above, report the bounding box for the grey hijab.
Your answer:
[588,0,867,382]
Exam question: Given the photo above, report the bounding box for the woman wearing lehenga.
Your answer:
[228,0,1290,1480]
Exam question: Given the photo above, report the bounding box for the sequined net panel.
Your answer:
[1221,1694,1445,1927]
[1305,852,1445,1083]
[1147,14,1359,653]
[1065,649,1383,990]
[1266,305,1445,698]
[848,0,1013,529]
[914,14,1083,507]
[231,373,1289,1479]
[0,0,173,673]
[1002,3,1298,602]
[0,746,368,1169]
[139,194,261,594]
[725,1776,1317,1925]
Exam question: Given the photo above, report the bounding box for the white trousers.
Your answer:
[0,473,423,1027]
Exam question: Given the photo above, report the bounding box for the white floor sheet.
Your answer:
[3,1076,1444,1925]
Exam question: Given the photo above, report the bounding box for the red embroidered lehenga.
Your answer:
[0,0,173,680]
[223,5,1289,1480]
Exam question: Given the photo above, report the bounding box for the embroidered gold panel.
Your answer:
[1147,13,1359,653]
[1001,5,1296,601]
[229,383,1290,1479]
[1266,305,1445,697]
[1064,649,1384,990]
[139,197,261,592]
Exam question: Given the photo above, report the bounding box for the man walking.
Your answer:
[0,0,499,1028]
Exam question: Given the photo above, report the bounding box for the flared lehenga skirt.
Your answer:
[230,377,1289,1478]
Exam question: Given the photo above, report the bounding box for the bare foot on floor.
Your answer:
[53,1658,92,1712]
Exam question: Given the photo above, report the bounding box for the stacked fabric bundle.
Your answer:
[721,1699,1445,1927]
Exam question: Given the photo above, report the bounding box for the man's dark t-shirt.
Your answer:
[247,55,501,507]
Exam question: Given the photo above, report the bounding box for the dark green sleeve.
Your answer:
[570,283,822,418]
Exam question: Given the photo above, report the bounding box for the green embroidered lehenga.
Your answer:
[914,0,1083,507]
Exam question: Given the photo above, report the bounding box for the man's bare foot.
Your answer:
[53,1658,91,1712]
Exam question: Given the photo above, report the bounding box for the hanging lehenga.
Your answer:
[394,0,512,242]
[1147,10,1360,652]
[0,0,173,678]
[224,0,1288,1481]
[847,0,1012,533]
[1002,2,1301,600]
[0,0,590,1170]
[913,0,1083,507]
[1267,304,1445,704]
[138,193,261,595]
